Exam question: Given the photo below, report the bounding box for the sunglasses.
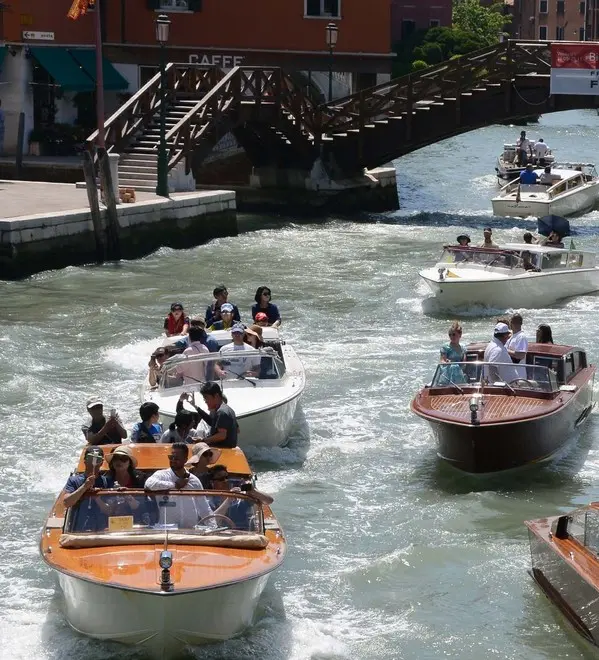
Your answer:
[262,292,271,296]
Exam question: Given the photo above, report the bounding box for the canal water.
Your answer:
[1,109,599,660]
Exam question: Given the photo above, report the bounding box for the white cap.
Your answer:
[494,322,510,335]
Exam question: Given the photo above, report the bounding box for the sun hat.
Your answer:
[244,324,263,339]
[86,397,103,410]
[494,322,510,335]
[106,445,137,469]
[231,323,245,334]
[255,312,268,322]
[185,442,221,466]
[457,234,471,244]
[220,303,234,313]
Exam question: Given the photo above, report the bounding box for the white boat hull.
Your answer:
[57,571,270,658]
[492,181,599,218]
[420,268,599,310]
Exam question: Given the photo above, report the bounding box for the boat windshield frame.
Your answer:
[440,246,521,269]
[430,360,559,393]
[552,506,599,555]
[64,489,265,536]
[156,347,285,391]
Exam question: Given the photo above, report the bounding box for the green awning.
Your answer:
[70,49,129,91]
[29,47,95,92]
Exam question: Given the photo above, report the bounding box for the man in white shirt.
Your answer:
[218,323,261,377]
[178,326,209,384]
[506,314,528,379]
[483,323,520,384]
[533,138,549,165]
[145,442,215,528]
[517,130,531,166]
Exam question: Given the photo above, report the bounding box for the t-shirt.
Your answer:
[160,427,201,444]
[251,302,281,324]
[211,403,238,448]
[180,341,209,384]
[64,473,114,493]
[220,342,261,375]
[520,170,538,184]
[64,473,115,532]
[483,338,520,383]
[518,137,531,152]
[534,141,549,157]
[507,330,529,378]
[210,495,253,529]
[205,302,241,327]
[131,422,163,443]
[82,417,123,445]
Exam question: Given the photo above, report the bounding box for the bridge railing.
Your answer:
[86,64,226,155]
[308,40,552,137]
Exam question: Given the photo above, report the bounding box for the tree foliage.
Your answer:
[452,0,509,46]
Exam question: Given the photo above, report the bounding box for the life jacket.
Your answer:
[166,313,187,335]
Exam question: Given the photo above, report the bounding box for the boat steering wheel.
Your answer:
[198,513,236,529]
[509,379,535,388]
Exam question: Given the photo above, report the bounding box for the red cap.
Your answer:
[255,312,268,322]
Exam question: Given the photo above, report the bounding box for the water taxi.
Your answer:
[491,164,599,218]
[411,342,595,473]
[419,243,599,310]
[526,503,599,647]
[40,444,285,659]
[495,142,555,181]
[145,326,305,447]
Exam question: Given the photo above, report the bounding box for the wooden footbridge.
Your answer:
[87,40,599,187]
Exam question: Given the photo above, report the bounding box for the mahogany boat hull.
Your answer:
[416,380,594,474]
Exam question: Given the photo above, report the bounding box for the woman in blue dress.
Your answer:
[439,322,467,384]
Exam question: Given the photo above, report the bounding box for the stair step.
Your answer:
[119,164,157,172]
[118,171,157,182]
[119,177,157,188]
[120,155,158,163]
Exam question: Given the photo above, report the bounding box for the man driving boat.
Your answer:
[483,323,521,384]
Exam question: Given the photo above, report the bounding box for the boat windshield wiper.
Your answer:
[502,381,517,395]
[447,378,464,394]
[226,370,257,387]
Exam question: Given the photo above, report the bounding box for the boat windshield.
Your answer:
[554,507,599,555]
[431,361,559,392]
[158,349,285,390]
[65,490,263,535]
[440,247,518,268]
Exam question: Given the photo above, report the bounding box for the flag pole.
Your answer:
[94,0,105,150]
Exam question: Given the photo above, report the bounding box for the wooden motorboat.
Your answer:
[40,444,286,659]
[495,142,555,181]
[526,503,599,646]
[419,244,599,310]
[144,326,305,447]
[411,342,595,473]
[492,163,599,218]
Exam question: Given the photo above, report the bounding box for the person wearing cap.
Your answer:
[251,286,281,326]
[207,302,236,331]
[164,302,190,337]
[148,346,170,388]
[456,235,470,247]
[82,399,127,446]
[198,382,239,448]
[218,323,261,378]
[483,323,521,384]
[63,446,114,510]
[254,312,269,327]
[106,445,146,488]
[205,286,240,327]
[519,164,538,185]
[186,442,222,485]
[479,228,499,249]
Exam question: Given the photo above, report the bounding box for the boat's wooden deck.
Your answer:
[427,393,552,423]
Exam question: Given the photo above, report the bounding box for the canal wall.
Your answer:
[0,184,237,279]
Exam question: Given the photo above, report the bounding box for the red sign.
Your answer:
[551,44,599,69]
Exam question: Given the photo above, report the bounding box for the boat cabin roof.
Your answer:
[466,341,575,358]
[75,444,252,476]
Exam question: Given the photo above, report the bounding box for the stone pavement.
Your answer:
[0,180,157,220]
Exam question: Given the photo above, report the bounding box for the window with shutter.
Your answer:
[306,0,321,16]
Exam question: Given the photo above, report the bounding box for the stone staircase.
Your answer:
[118,98,200,192]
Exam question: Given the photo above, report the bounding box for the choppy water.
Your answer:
[2,110,599,660]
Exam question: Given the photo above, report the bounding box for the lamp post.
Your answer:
[325,22,338,103]
[155,13,171,198]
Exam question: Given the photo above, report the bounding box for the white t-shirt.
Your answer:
[518,137,531,152]
[483,337,520,383]
[534,141,549,158]
[220,341,261,375]
[179,341,209,384]
[506,330,529,378]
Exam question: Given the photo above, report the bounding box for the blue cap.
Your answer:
[220,303,234,313]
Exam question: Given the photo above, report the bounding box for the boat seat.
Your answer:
[59,531,269,550]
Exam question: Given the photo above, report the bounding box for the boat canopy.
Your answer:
[430,361,559,393]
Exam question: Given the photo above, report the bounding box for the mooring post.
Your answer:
[98,149,121,261]
[82,150,106,263]
[406,75,413,142]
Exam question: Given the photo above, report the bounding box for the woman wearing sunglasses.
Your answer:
[251,286,281,326]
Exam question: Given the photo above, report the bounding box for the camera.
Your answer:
[240,482,252,492]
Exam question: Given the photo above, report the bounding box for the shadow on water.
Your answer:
[415,421,596,497]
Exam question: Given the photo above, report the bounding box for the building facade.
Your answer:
[0,0,393,154]
[390,0,453,45]
[509,0,591,41]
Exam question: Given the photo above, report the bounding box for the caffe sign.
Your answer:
[188,54,244,68]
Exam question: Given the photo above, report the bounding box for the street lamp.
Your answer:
[325,22,338,103]
[155,13,171,198]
